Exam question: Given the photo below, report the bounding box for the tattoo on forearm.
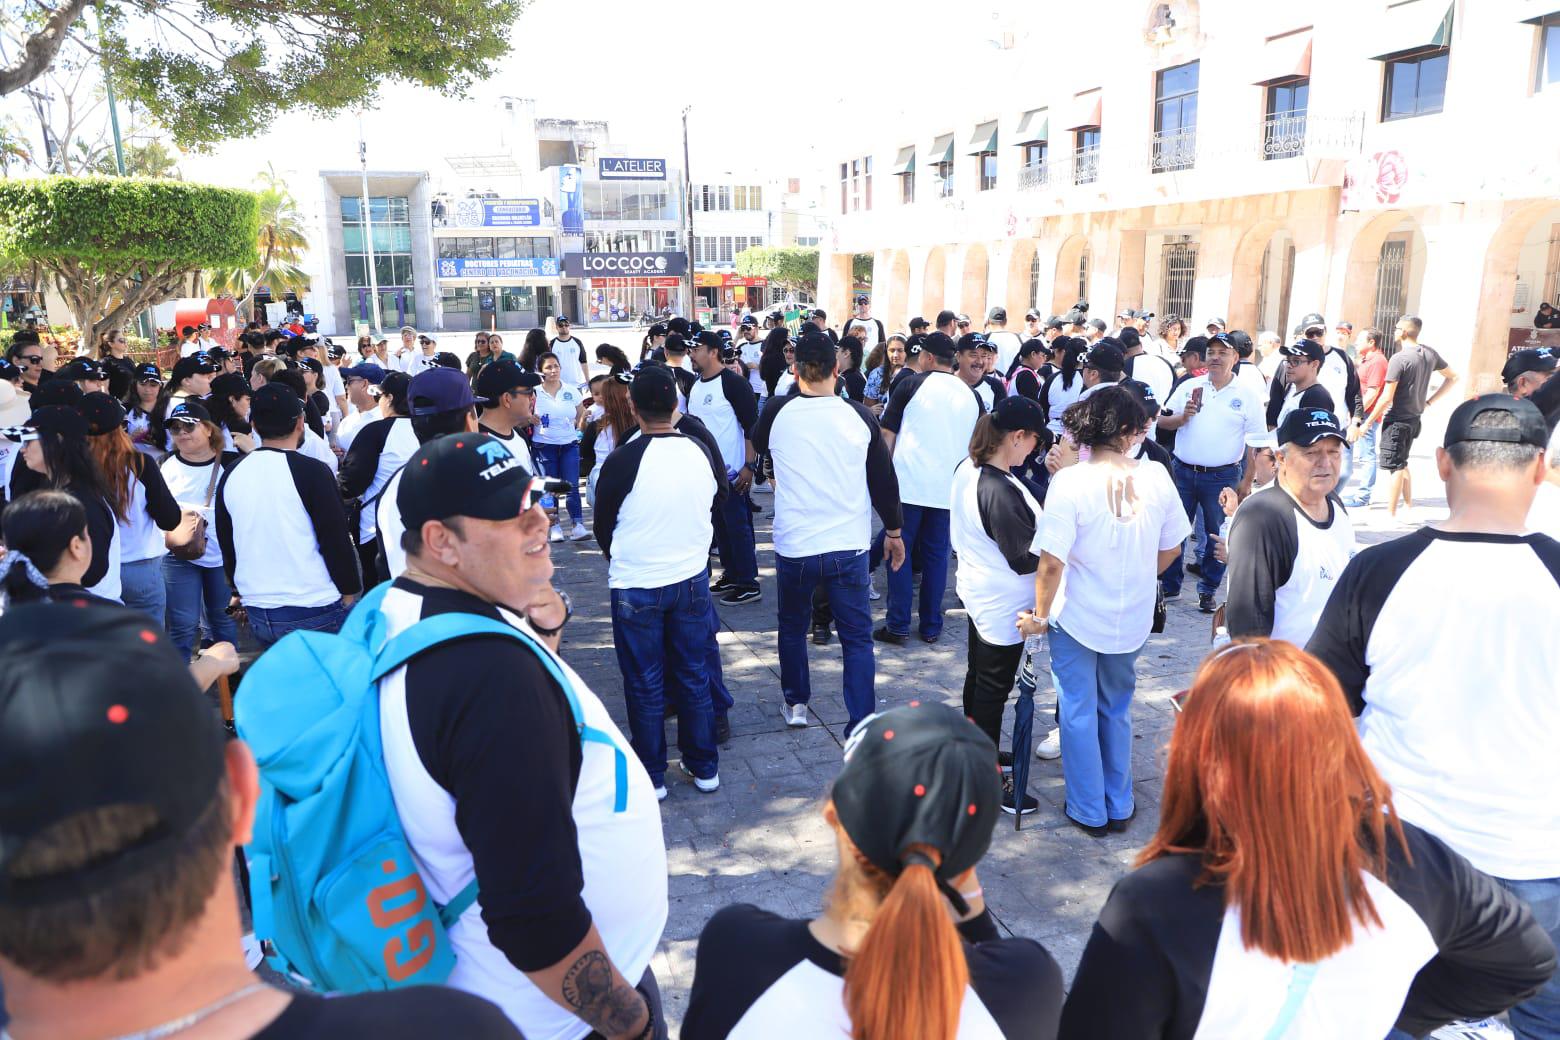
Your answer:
[561,949,645,1035]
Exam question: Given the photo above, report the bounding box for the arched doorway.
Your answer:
[1339,211,1425,345]
[880,250,911,331]
[1472,201,1560,385]
[1052,235,1090,315]
[1005,238,1040,320]
[921,246,948,319]
[1227,219,1293,336]
[960,243,989,320]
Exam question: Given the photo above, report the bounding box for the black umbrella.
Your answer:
[1011,632,1047,831]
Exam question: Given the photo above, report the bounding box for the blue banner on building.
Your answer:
[446,197,541,227]
[437,257,561,279]
[599,157,667,180]
[559,165,584,236]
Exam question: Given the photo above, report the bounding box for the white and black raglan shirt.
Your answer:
[1274,383,1340,432]
[376,579,667,1039]
[973,374,1006,411]
[752,392,901,559]
[593,430,726,590]
[1010,366,1043,402]
[840,316,886,347]
[1307,528,1560,881]
[160,450,242,570]
[1059,821,1556,1040]
[475,422,534,474]
[339,415,419,543]
[214,447,361,609]
[687,368,758,475]
[950,457,1042,647]
[683,904,1063,1040]
[880,370,983,509]
[985,330,1025,374]
[118,451,183,564]
[1225,485,1356,646]
[1125,352,1176,407]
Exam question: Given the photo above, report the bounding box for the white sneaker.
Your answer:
[679,760,720,792]
[867,583,881,601]
[785,702,808,728]
[653,784,668,802]
[241,931,264,970]
[1034,728,1061,760]
[548,524,564,543]
[569,522,590,541]
[750,481,772,494]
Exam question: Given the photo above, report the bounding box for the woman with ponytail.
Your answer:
[0,488,99,611]
[683,702,1063,1039]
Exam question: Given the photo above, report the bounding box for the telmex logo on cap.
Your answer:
[1307,409,1333,424]
[475,439,520,481]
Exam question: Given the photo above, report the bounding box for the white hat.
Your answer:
[0,381,30,427]
[1245,430,1278,450]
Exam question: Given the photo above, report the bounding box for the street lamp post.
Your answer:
[358,113,382,335]
[682,106,694,321]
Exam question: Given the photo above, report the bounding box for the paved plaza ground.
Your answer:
[546,481,1435,1029]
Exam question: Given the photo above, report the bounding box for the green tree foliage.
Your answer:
[735,246,820,294]
[205,165,308,317]
[853,253,873,286]
[1,0,525,148]
[0,176,258,345]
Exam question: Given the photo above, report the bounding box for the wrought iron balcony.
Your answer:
[1017,160,1050,191]
[1071,146,1101,186]
[1262,111,1308,160]
[1150,128,1197,173]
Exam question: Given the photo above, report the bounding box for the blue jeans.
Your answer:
[665,594,734,718]
[163,557,236,662]
[246,599,348,648]
[1162,460,1239,597]
[534,441,583,523]
[1503,875,1560,1039]
[777,548,875,730]
[1049,622,1141,829]
[1348,423,1379,505]
[120,556,167,628]
[713,486,758,586]
[611,572,718,785]
[885,504,951,639]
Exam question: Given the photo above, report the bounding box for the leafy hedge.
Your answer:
[0,177,259,270]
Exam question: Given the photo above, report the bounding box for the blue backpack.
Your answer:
[234,583,629,992]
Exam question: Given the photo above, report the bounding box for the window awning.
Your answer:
[967,121,999,155]
[1370,1,1453,60]
[1520,7,1560,24]
[1252,30,1313,84]
[1064,92,1103,131]
[931,133,955,164]
[1015,108,1049,145]
[892,146,916,177]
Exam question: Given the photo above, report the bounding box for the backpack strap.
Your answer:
[437,879,481,929]
[1262,962,1319,1039]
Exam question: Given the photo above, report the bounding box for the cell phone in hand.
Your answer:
[1190,386,1204,409]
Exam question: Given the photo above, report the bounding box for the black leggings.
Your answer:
[962,618,1024,753]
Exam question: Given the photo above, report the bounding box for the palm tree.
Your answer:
[205,164,309,317]
[0,120,32,177]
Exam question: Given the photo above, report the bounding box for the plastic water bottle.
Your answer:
[1018,632,1045,691]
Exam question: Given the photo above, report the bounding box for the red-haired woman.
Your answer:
[1059,640,1555,1039]
[682,702,1063,1039]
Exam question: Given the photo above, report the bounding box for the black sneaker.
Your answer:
[1186,560,1202,577]
[722,584,762,604]
[1198,593,1217,614]
[919,631,940,644]
[710,574,736,594]
[811,622,833,645]
[1001,775,1039,815]
[873,626,907,646]
[715,713,731,744]
[1160,586,1180,601]
[1062,800,1109,838]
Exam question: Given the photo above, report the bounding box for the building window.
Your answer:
[700,184,715,212]
[1029,252,1041,312]
[719,236,734,263]
[1264,79,1309,159]
[1382,48,1449,120]
[901,170,915,204]
[977,150,998,191]
[749,186,763,210]
[1152,60,1199,173]
[1073,129,1101,186]
[717,185,731,211]
[733,186,747,210]
[935,159,954,197]
[840,157,873,213]
[441,288,473,314]
[1078,246,1090,301]
[342,195,415,292]
[1373,238,1409,332]
[1160,238,1198,321]
[1537,13,1560,92]
[1022,142,1047,168]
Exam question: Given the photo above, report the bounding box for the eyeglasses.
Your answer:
[19,355,42,365]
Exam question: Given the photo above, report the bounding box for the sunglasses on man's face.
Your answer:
[19,355,42,365]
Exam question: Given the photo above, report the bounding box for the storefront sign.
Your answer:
[563,251,688,277]
[695,272,768,288]
[437,257,561,279]
[448,198,541,227]
[599,157,667,180]
[596,276,683,289]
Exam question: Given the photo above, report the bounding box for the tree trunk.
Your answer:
[0,0,92,97]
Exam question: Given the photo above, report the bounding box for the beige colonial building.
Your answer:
[814,0,1559,389]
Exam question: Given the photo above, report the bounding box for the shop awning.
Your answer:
[1252,30,1313,84]
[1370,0,1453,60]
[1064,91,1103,131]
[892,145,916,176]
[1521,7,1560,24]
[1015,108,1049,145]
[931,133,955,164]
[967,121,999,155]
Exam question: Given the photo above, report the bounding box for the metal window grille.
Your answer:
[1160,239,1198,321]
[1373,239,1408,333]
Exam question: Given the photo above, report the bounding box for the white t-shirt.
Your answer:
[400,350,440,376]
[336,407,378,452]
[1041,371,1086,437]
[534,385,583,446]
[1038,458,1191,654]
[1126,353,1175,407]
[1163,373,1267,468]
[738,334,766,397]
[879,371,982,509]
[161,453,228,569]
[550,337,589,389]
[951,458,1043,646]
[985,330,1025,376]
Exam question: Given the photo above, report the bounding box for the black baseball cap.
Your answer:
[694,330,723,351]
[1281,340,1326,364]
[955,333,986,354]
[24,404,88,438]
[171,354,216,383]
[555,315,572,326]
[922,332,957,362]
[794,332,836,367]
[434,352,463,370]
[832,703,1001,914]
[629,365,678,414]
[648,322,669,337]
[935,309,958,328]
[909,316,930,331]
[904,334,926,357]
[1294,312,1327,335]
[79,392,127,435]
[989,395,1046,434]
[1443,394,1548,450]
[167,399,212,425]
[1502,348,1559,385]
[739,314,758,327]
[29,380,84,409]
[1120,378,1161,417]
[0,603,227,906]
[1084,342,1125,373]
[475,360,541,404]
[250,383,303,425]
[855,294,870,305]
[987,306,1007,323]
[297,356,323,376]
[810,308,827,321]
[1044,316,1065,332]
[135,363,163,384]
[210,373,252,400]
[663,333,689,354]
[60,358,107,382]
[1024,309,1042,322]
[398,432,540,534]
[409,367,477,417]
[1277,407,1346,447]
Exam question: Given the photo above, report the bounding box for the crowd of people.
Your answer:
[0,293,1557,1040]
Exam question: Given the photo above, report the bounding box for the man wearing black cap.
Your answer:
[0,603,522,1039]
[954,333,1001,411]
[753,331,903,732]
[983,307,1023,375]
[594,365,726,795]
[877,331,981,644]
[1308,394,1560,1037]
[1076,340,1127,401]
[841,295,885,348]
[215,384,361,646]
[474,359,540,472]
[735,314,766,402]
[58,357,108,395]
[934,309,959,340]
[1503,347,1558,401]
[1224,408,1356,647]
[689,331,761,604]
[809,308,837,345]
[550,316,589,390]
[377,367,481,581]
[1272,340,1340,432]
[338,361,422,585]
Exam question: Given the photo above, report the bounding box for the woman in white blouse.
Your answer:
[1018,386,1190,837]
